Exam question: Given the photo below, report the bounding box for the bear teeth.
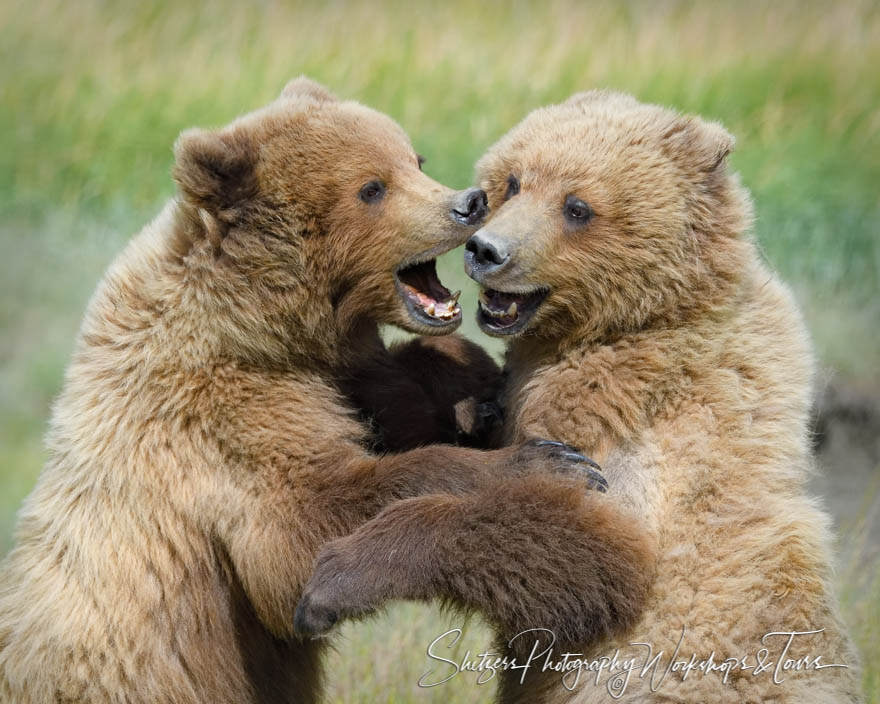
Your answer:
[478,290,521,322]
[427,301,460,320]
[479,301,517,322]
[401,283,460,321]
[413,294,460,320]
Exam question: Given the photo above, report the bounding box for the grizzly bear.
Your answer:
[0,78,602,704]
[296,92,862,703]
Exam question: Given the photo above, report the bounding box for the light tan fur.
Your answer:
[472,92,862,703]
[0,79,560,703]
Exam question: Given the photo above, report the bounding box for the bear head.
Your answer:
[466,90,753,342]
[172,77,487,361]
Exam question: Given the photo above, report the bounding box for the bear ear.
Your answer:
[280,76,337,104]
[172,127,257,215]
[565,90,639,111]
[564,90,606,107]
[663,115,735,172]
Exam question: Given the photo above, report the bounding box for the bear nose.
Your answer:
[465,232,509,273]
[450,188,489,226]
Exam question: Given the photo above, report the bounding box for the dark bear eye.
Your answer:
[504,174,520,200]
[359,181,386,203]
[563,195,593,223]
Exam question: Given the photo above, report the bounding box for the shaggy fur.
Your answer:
[0,78,577,704]
[299,92,862,703]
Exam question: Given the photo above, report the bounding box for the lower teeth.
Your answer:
[479,291,519,318]
[480,302,518,323]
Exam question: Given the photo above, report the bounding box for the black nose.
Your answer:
[465,232,508,271]
[450,188,489,226]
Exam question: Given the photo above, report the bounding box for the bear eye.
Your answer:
[504,174,520,200]
[359,181,386,204]
[563,195,593,224]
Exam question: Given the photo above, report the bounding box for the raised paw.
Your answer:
[518,438,608,492]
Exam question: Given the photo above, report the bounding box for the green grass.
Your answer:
[1,0,878,701]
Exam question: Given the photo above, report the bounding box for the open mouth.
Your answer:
[477,287,548,336]
[395,258,462,328]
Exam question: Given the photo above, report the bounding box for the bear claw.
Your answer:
[529,438,607,491]
[531,438,577,451]
[582,467,609,493]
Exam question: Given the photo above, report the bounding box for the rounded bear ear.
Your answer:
[172,127,257,216]
[564,90,640,111]
[663,116,735,172]
[280,76,337,104]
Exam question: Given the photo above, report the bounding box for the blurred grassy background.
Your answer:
[1,0,878,701]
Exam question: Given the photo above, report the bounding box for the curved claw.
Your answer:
[583,467,609,492]
[531,439,568,449]
[533,440,601,468]
[569,453,602,472]
[528,438,607,490]
[556,452,609,491]
[531,438,583,454]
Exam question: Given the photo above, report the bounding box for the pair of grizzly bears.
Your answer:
[0,78,861,703]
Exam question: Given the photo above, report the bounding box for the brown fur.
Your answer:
[298,472,653,660]
[299,92,862,703]
[339,333,504,451]
[0,79,576,704]
[475,92,861,702]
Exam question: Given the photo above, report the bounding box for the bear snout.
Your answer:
[465,231,510,279]
[450,187,489,226]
